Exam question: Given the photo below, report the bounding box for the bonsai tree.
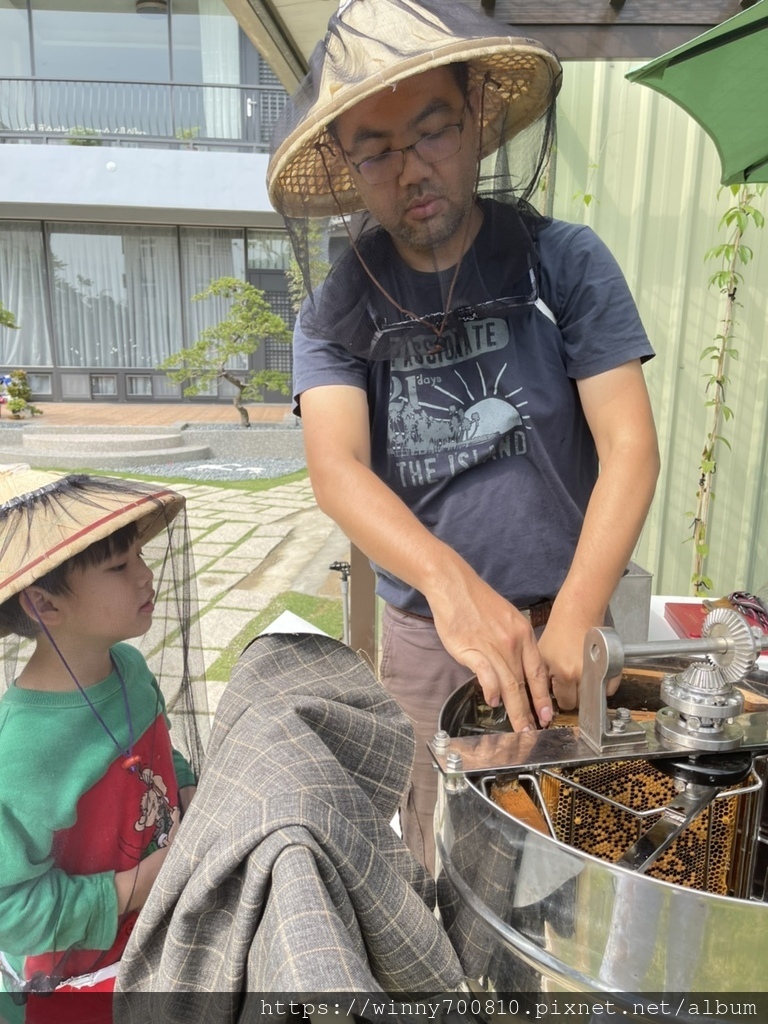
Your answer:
[158,277,290,428]
[0,300,17,329]
[5,369,43,419]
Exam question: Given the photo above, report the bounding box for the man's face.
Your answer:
[334,66,481,271]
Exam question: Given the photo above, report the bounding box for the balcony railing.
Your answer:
[0,78,287,152]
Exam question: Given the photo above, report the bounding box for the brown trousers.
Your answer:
[379,604,475,876]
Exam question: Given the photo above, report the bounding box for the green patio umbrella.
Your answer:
[626,1,768,185]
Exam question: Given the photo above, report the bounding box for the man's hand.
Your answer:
[540,360,658,709]
[427,570,553,733]
[538,604,620,710]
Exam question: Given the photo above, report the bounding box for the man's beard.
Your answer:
[389,190,476,261]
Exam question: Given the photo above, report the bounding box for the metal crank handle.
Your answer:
[625,636,737,660]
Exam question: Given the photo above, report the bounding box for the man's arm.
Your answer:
[539,359,660,709]
[300,383,553,732]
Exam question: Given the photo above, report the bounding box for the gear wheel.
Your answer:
[701,606,758,684]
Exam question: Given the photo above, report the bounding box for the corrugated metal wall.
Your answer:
[551,60,768,600]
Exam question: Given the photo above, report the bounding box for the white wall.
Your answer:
[1,145,281,228]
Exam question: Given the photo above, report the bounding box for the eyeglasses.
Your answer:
[367,268,539,360]
[348,121,465,186]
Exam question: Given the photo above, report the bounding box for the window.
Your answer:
[127,375,153,396]
[27,373,53,395]
[30,1,170,83]
[90,373,117,396]
[48,223,182,368]
[265,338,291,374]
[247,230,292,271]
[2,0,287,146]
[180,226,245,354]
[0,222,53,366]
[0,1,32,77]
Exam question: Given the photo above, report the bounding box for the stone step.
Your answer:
[22,431,184,454]
[0,443,212,470]
[18,425,183,435]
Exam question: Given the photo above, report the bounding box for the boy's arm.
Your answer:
[114,848,169,916]
[143,664,197,791]
[171,747,196,789]
[179,785,196,816]
[0,863,118,958]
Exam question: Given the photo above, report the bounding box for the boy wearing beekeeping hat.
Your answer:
[0,465,205,1019]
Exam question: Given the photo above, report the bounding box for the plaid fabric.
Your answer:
[115,633,463,1013]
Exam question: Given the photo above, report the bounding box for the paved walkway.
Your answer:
[3,401,351,715]
[173,475,350,715]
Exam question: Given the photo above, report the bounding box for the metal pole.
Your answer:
[329,561,351,645]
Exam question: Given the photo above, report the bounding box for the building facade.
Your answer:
[0,0,293,404]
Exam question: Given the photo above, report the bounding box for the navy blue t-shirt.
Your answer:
[293,207,654,615]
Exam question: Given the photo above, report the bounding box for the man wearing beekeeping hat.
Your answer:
[268,0,659,873]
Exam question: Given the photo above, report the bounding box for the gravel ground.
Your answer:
[0,422,307,481]
[85,457,307,481]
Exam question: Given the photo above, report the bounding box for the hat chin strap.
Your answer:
[27,603,139,769]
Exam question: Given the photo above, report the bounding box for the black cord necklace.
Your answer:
[32,610,139,771]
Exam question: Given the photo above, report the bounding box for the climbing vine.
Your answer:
[688,183,766,595]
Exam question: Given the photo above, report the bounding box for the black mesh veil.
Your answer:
[267,0,562,361]
[0,471,207,1007]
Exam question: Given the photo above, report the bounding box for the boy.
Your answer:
[0,465,204,1022]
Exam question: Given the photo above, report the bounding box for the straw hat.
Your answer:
[0,464,184,611]
[267,0,562,219]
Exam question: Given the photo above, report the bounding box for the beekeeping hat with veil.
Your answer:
[0,463,207,755]
[267,0,562,359]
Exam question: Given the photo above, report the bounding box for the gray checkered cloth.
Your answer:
[115,632,463,1013]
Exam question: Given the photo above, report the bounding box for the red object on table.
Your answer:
[664,602,708,639]
[665,600,768,651]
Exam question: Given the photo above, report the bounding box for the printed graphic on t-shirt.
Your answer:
[134,762,176,854]
[388,317,527,486]
[25,719,180,984]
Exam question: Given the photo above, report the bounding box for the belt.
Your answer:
[521,598,554,629]
[398,598,554,630]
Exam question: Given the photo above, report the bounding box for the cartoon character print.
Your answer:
[387,316,529,480]
[133,765,179,856]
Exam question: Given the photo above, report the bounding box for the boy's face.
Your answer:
[55,537,155,646]
[334,66,481,271]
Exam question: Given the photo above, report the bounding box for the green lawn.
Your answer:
[206,591,344,681]
[46,467,309,491]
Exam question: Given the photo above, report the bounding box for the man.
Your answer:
[268,0,659,873]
